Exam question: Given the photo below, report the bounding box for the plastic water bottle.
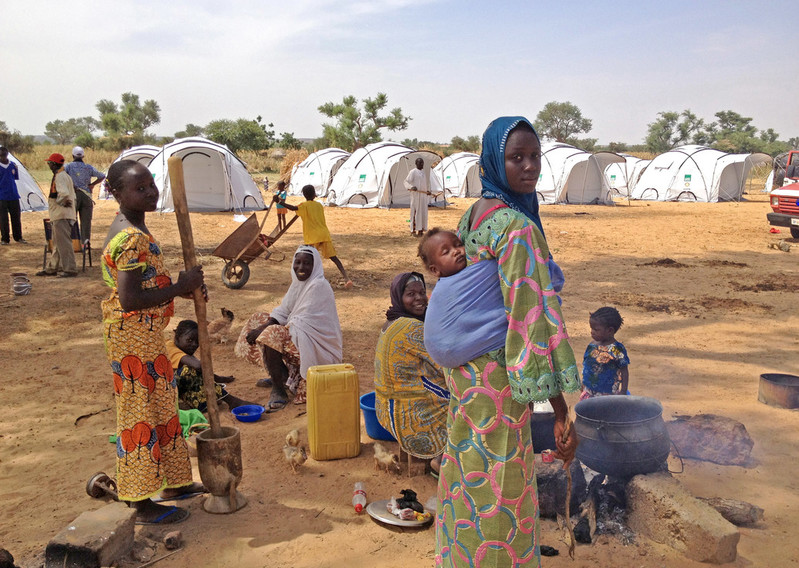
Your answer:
[352,482,367,513]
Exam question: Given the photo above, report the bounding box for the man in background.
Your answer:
[65,146,105,247]
[37,153,77,277]
[0,146,26,245]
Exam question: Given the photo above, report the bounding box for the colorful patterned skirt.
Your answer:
[105,314,192,501]
[235,312,306,403]
[436,352,541,568]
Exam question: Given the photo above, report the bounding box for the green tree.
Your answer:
[788,136,799,149]
[607,141,628,153]
[707,111,760,153]
[450,135,481,153]
[318,93,410,151]
[0,121,34,153]
[645,110,706,153]
[174,123,204,138]
[96,92,161,137]
[44,117,100,144]
[533,101,592,143]
[279,132,303,150]
[204,117,274,153]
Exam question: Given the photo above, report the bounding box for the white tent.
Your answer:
[604,155,650,197]
[99,145,162,199]
[113,145,160,166]
[434,152,481,198]
[630,145,773,202]
[148,137,265,212]
[326,143,444,208]
[537,143,625,204]
[288,148,350,197]
[8,152,47,212]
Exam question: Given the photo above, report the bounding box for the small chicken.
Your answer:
[207,308,234,344]
[373,442,400,474]
[285,429,301,448]
[283,444,307,473]
[283,428,307,473]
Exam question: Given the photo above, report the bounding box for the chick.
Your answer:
[283,428,307,473]
[285,429,301,448]
[373,442,401,474]
[207,308,234,344]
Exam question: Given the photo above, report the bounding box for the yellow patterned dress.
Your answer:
[374,317,449,459]
[102,227,192,501]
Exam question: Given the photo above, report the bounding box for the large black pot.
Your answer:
[574,395,670,478]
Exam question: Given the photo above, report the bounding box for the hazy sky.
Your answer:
[3,0,795,145]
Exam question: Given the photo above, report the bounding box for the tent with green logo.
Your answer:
[288,148,350,198]
[434,152,481,198]
[631,145,772,202]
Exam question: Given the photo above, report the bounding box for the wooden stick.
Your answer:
[561,411,576,560]
[167,156,222,439]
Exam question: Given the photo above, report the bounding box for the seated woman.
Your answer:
[374,272,449,472]
[166,319,256,412]
[235,245,343,410]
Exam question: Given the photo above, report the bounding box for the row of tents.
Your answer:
[289,142,772,206]
[9,138,774,214]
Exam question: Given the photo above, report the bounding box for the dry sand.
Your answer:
[1,193,798,567]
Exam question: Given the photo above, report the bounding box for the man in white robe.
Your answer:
[404,157,430,236]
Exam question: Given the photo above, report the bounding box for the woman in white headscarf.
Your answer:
[235,245,343,409]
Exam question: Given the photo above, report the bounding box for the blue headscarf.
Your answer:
[479,116,545,238]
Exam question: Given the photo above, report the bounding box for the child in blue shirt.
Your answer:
[580,306,630,399]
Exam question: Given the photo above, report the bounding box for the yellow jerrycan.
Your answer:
[306,363,361,460]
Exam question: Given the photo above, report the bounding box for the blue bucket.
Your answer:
[359,392,396,441]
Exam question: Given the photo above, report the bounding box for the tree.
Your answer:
[204,117,274,153]
[44,117,100,144]
[279,132,303,150]
[607,141,627,153]
[533,101,592,143]
[318,93,410,151]
[0,121,34,153]
[644,110,706,153]
[450,135,481,153]
[175,124,204,138]
[789,137,799,149]
[96,92,161,137]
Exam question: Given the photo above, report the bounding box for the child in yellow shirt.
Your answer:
[277,184,352,288]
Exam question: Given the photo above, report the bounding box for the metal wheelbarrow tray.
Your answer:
[211,210,298,289]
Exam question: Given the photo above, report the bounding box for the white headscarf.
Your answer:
[270,245,343,377]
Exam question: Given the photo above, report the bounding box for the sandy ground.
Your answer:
[1,192,798,568]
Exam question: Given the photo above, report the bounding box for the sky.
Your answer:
[2,0,796,146]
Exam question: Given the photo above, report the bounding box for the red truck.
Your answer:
[768,150,799,238]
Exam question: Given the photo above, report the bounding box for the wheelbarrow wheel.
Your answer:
[222,260,250,289]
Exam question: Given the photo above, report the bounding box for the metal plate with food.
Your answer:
[365,500,434,528]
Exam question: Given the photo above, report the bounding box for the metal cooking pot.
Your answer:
[575,395,670,478]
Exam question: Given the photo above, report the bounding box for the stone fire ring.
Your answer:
[758,373,799,409]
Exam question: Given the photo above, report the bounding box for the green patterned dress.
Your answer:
[435,205,580,568]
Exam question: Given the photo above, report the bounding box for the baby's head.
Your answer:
[174,320,199,356]
[588,306,623,344]
[418,227,466,278]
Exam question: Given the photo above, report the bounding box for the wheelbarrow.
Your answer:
[211,208,298,289]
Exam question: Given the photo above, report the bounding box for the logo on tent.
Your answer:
[684,174,691,187]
